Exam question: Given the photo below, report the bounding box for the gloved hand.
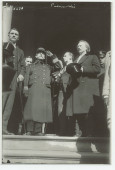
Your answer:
[52,71,60,78]
[66,63,82,76]
[23,86,29,97]
[52,71,61,82]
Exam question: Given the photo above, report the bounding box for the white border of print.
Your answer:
[0,0,115,170]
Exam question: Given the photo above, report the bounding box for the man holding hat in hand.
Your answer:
[66,40,100,137]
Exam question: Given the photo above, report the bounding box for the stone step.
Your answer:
[2,135,110,164]
[3,135,110,153]
[3,150,110,164]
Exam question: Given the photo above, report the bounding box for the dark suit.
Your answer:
[3,44,25,133]
[66,54,101,136]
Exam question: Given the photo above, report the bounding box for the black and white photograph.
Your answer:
[1,0,113,165]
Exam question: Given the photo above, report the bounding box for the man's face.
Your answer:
[63,53,73,64]
[99,53,106,67]
[77,42,87,54]
[8,29,19,43]
[25,58,32,66]
[35,52,45,60]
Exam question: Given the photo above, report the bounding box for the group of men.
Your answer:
[2,28,111,137]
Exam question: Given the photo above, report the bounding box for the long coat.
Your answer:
[66,54,101,115]
[10,47,25,90]
[23,60,53,123]
[3,44,25,132]
[3,43,25,90]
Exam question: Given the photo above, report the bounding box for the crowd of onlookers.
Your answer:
[2,28,111,137]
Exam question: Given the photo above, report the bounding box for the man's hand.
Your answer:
[103,97,109,106]
[17,74,24,82]
[23,86,29,97]
[46,50,53,57]
[52,71,61,79]
[52,71,61,82]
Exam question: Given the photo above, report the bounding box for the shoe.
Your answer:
[2,130,14,135]
[73,134,81,137]
[74,131,82,137]
[35,132,45,136]
[23,132,32,136]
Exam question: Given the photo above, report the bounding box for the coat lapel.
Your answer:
[13,46,20,62]
[77,54,89,64]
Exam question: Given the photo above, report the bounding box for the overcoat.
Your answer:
[3,43,25,90]
[23,60,53,123]
[10,47,25,90]
[66,54,101,115]
[3,44,25,132]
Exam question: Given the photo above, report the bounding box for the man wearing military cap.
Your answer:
[23,47,62,135]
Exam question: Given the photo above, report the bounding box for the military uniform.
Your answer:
[23,60,53,134]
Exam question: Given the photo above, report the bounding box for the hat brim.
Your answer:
[36,50,46,54]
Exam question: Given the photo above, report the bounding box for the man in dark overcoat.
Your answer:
[3,28,25,135]
[66,40,101,136]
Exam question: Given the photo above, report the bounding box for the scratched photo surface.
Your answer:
[2,1,111,164]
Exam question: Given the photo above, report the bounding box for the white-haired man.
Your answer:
[66,40,101,137]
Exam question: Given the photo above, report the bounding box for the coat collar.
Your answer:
[74,54,89,64]
[34,59,45,65]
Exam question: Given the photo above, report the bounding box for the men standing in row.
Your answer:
[3,28,25,135]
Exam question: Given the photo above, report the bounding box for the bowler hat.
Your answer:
[66,63,81,76]
[4,42,14,56]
